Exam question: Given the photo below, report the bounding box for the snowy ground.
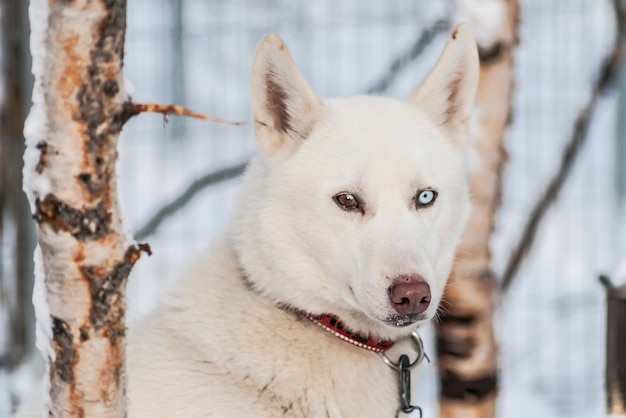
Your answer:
[3,0,626,416]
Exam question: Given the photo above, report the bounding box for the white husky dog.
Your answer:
[126,25,478,418]
[17,25,478,418]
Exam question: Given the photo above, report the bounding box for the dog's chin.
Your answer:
[382,313,427,328]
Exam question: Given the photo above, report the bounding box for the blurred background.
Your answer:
[1,0,625,416]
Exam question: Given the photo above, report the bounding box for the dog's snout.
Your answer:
[389,275,431,315]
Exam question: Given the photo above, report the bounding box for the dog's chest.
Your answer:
[245,351,401,418]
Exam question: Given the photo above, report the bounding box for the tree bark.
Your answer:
[600,275,626,417]
[24,0,146,416]
[436,1,519,417]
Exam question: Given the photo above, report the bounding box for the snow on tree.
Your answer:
[23,0,241,414]
[23,0,145,415]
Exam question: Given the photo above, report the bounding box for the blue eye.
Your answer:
[416,190,437,208]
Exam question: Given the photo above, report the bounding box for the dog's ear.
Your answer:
[251,34,325,158]
[408,24,479,144]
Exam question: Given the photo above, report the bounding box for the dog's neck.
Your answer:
[235,251,396,352]
[305,312,395,352]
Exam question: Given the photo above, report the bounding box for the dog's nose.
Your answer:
[389,275,431,315]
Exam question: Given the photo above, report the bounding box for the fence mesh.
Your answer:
[1,0,625,416]
[113,1,626,416]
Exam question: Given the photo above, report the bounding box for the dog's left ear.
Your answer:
[251,34,325,158]
[409,24,479,144]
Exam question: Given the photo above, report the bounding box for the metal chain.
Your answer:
[395,354,423,418]
[380,330,427,417]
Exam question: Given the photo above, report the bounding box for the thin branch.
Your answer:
[133,161,248,240]
[501,0,626,293]
[124,102,246,126]
[365,19,450,95]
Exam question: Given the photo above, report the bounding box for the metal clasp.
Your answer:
[379,330,426,417]
[380,330,426,370]
[395,354,423,417]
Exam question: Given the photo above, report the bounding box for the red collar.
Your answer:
[306,313,395,352]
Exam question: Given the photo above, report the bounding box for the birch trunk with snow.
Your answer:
[435,1,519,417]
[23,0,144,416]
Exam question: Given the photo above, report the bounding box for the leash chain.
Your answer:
[395,354,422,418]
[380,330,426,418]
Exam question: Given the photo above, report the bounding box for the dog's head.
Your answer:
[231,26,478,341]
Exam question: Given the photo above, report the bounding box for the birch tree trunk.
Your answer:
[436,1,519,417]
[23,0,144,416]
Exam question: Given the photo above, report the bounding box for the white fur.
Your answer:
[16,25,479,418]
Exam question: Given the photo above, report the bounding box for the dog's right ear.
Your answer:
[251,34,325,158]
[408,24,479,145]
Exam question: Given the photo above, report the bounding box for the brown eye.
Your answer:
[333,192,361,212]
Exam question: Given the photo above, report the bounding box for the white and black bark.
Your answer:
[24,0,146,416]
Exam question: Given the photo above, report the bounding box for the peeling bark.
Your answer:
[436,1,519,417]
[25,0,146,416]
[24,0,244,414]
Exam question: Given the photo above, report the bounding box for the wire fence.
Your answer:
[1,0,625,416]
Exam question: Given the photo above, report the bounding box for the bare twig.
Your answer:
[501,0,626,293]
[125,102,246,126]
[365,19,450,95]
[133,161,248,240]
